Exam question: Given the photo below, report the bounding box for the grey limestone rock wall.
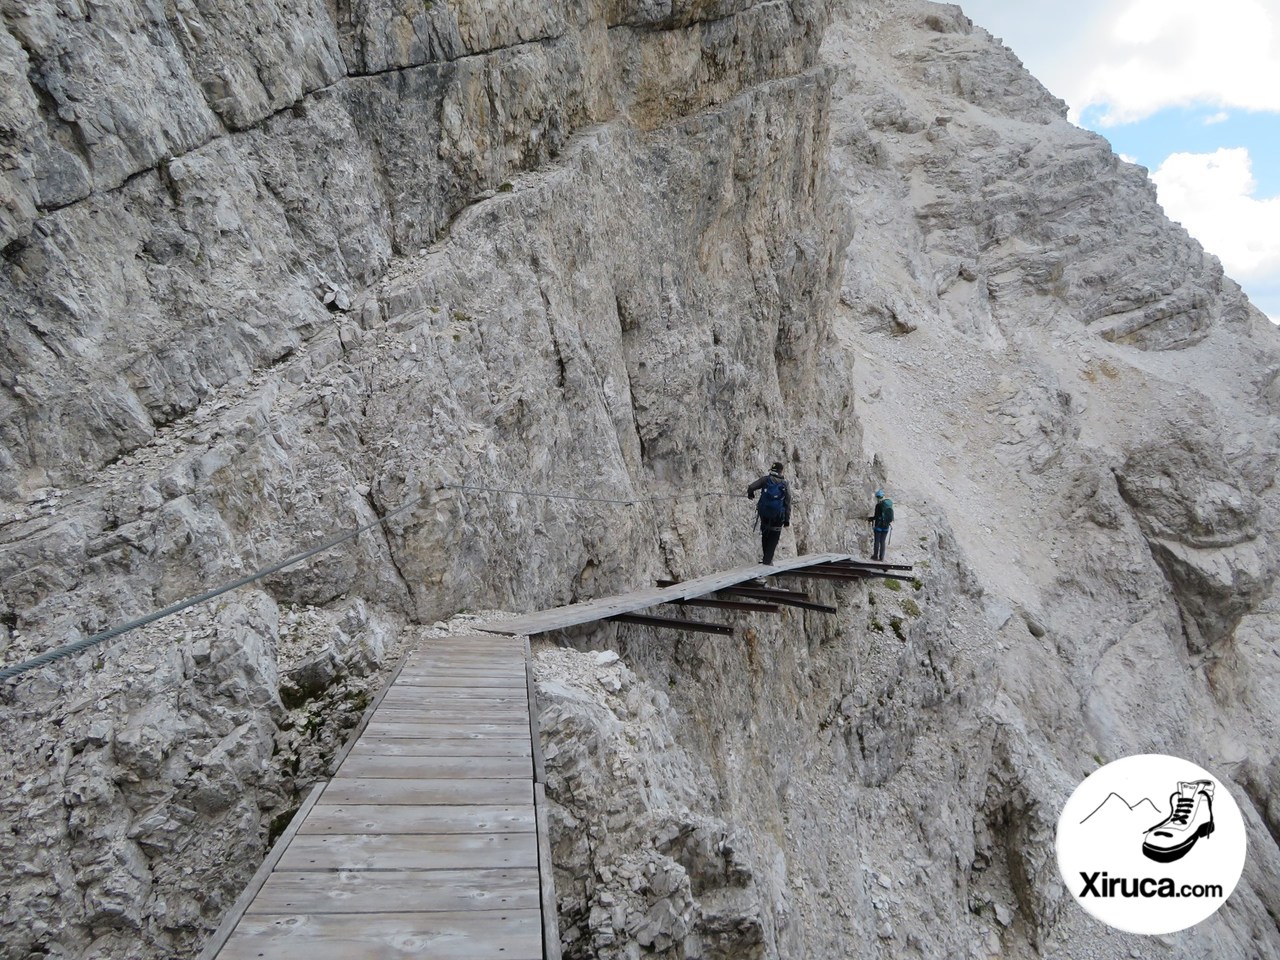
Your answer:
[2,0,1280,957]
[0,0,854,955]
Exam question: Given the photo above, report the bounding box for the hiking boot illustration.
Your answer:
[1142,780,1215,863]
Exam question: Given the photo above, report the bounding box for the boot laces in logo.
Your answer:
[1056,755,1246,934]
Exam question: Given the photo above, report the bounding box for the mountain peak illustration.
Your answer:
[1080,792,1162,825]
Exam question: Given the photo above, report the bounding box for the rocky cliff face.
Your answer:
[2,0,1279,957]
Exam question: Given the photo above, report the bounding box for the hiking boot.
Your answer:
[1142,780,1215,863]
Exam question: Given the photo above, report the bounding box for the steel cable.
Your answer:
[0,495,423,683]
[2,478,863,683]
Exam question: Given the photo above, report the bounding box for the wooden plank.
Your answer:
[321,777,533,806]
[298,804,536,836]
[396,668,527,679]
[420,647,527,656]
[371,705,529,722]
[335,753,532,780]
[245,868,541,915]
[218,911,543,960]
[276,832,540,872]
[393,675,528,689]
[373,686,529,701]
[363,720,530,739]
[399,662,527,673]
[401,655,522,660]
[373,705,528,719]
[404,649,527,660]
[377,690,529,704]
[351,737,532,758]
[534,783,562,960]
[424,632,527,645]
[375,698,528,713]
[395,663,527,674]
[417,634,522,650]
[398,665,529,677]
[394,665,524,680]
[198,782,326,960]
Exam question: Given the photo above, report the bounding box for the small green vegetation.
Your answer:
[268,806,300,846]
[890,617,906,641]
[900,597,921,618]
[884,578,901,592]
[452,310,471,323]
[867,591,877,607]
[1093,753,1105,766]
[911,578,923,591]
[344,688,371,713]
[869,617,884,633]
[498,181,514,192]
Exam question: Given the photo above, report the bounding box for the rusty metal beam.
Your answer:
[820,566,912,581]
[668,597,782,614]
[608,613,734,635]
[657,578,810,600]
[719,588,837,614]
[823,560,914,573]
[716,584,811,601]
[769,569,869,581]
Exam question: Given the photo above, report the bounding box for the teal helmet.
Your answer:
[875,489,884,498]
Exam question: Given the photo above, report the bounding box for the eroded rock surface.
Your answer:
[1,0,1279,957]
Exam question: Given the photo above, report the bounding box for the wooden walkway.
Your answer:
[204,552,913,959]
[203,633,557,960]
[480,553,858,637]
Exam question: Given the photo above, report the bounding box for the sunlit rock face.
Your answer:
[2,0,1279,958]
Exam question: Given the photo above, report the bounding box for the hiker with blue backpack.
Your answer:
[746,462,791,565]
[867,489,894,561]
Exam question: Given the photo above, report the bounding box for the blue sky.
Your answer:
[958,0,1280,324]
[1081,106,1280,197]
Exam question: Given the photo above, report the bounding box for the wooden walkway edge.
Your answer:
[205,633,552,960]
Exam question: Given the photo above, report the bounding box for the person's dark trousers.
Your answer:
[873,529,887,561]
[762,528,782,565]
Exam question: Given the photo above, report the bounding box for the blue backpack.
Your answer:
[875,497,894,530]
[758,476,787,525]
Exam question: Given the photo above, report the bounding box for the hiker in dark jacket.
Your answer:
[866,489,893,561]
[747,462,791,565]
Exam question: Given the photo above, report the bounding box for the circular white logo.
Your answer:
[1056,754,1246,934]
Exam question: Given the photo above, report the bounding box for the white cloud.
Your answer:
[1204,111,1230,125]
[1151,148,1280,281]
[1070,0,1280,124]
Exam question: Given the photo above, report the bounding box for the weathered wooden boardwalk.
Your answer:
[203,632,556,960]
[204,552,912,958]
[479,552,893,637]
